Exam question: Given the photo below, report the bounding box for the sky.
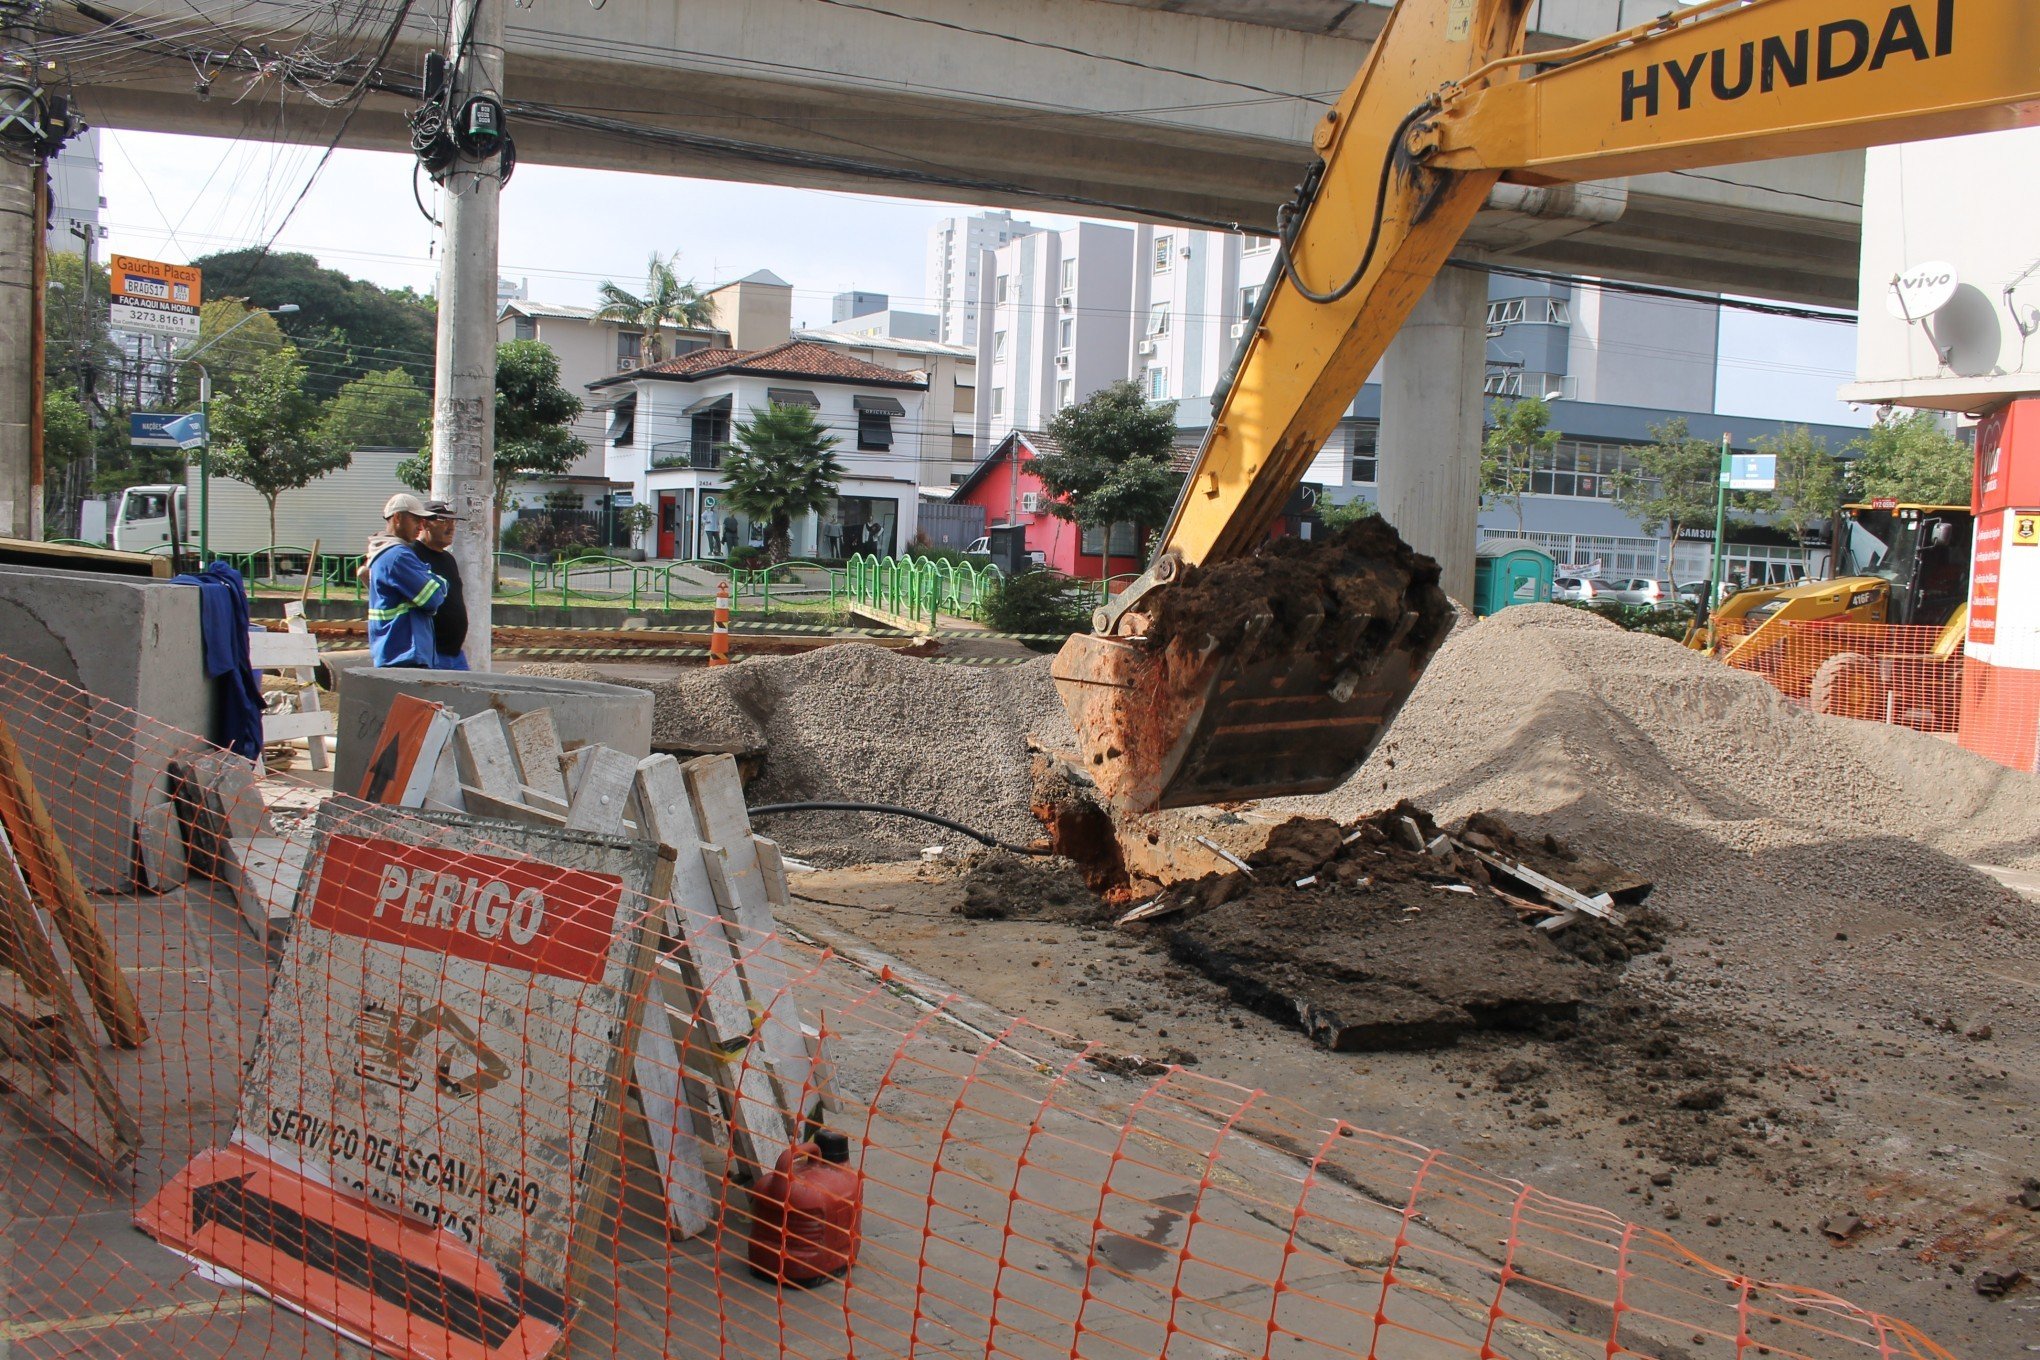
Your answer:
[99,129,1871,429]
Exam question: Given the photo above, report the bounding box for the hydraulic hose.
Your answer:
[746,801,1049,856]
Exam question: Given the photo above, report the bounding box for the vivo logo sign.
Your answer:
[1886,261,1960,320]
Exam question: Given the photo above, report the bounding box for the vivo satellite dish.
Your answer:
[1886,261,1960,321]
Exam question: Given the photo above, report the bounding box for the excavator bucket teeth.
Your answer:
[1051,624,1433,811]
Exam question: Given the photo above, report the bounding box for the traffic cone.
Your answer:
[709,581,732,667]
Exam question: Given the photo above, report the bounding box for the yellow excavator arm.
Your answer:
[1055,0,2040,811]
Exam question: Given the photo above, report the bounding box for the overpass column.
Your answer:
[1377,266,1487,604]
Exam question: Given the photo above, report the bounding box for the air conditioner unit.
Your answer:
[1179,246,1193,259]
[1136,340,1156,356]
[1229,321,1248,339]
[1058,295,1073,310]
[1055,353,1070,368]
[1020,491,1043,513]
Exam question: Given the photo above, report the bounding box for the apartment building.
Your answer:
[972,222,1135,450]
[926,210,1044,346]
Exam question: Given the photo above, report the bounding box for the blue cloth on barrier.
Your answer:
[172,562,265,762]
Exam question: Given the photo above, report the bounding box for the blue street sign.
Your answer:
[130,411,207,450]
[1725,453,1776,491]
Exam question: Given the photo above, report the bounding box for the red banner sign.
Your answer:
[308,835,625,984]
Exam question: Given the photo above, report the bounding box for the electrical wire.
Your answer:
[747,802,1047,855]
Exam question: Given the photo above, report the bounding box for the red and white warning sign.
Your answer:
[138,808,664,1360]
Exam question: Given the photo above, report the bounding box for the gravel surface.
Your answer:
[649,645,1072,864]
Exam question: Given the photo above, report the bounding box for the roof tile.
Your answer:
[634,340,922,386]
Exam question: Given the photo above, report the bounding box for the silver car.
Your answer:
[1554,576,1615,602]
[1603,577,1676,608]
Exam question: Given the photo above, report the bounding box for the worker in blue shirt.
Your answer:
[367,493,447,668]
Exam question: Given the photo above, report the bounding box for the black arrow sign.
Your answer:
[190,1173,531,1348]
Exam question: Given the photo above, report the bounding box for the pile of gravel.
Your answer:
[1278,604,2040,1049]
[645,645,1072,864]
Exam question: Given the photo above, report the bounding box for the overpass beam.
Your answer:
[1377,267,1488,605]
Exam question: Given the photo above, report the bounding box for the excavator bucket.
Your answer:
[1050,523,1453,812]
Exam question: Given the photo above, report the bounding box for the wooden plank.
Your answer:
[560,746,595,802]
[1460,843,1622,923]
[630,972,715,1237]
[459,786,567,828]
[633,760,754,1046]
[655,967,790,1180]
[563,747,637,836]
[245,632,322,669]
[507,710,569,804]
[422,741,466,814]
[282,601,329,772]
[238,836,310,933]
[0,802,140,1172]
[0,714,147,1048]
[260,710,338,744]
[684,755,813,1103]
[454,711,520,798]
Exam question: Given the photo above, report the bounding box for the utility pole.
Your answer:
[0,8,41,539]
[425,0,507,670]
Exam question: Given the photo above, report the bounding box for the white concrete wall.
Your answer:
[1843,127,2040,411]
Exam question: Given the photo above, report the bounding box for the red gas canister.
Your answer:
[747,1129,862,1285]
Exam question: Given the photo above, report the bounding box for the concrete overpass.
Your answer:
[53,0,1863,305]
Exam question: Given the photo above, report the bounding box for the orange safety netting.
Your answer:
[1713,618,1962,733]
[0,653,1956,1360]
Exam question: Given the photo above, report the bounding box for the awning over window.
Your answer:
[766,387,820,408]
[684,393,733,416]
[852,395,905,416]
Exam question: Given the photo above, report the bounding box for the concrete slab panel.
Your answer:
[0,566,215,890]
[333,667,653,795]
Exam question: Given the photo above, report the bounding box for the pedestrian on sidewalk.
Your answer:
[367,493,447,668]
[413,499,470,670]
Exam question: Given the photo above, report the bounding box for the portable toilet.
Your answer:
[1473,538,1554,616]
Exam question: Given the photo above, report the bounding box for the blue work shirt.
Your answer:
[366,541,447,668]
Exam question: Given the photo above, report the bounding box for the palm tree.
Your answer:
[719,402,845,563]
[593,252,715,365]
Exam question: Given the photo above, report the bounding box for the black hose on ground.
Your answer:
[746,801,1050,856]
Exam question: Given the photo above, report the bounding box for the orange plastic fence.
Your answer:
[0,653,1956,1360]
[1714,618,1962,733]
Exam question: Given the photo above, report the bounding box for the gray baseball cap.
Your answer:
[421,499,460,520]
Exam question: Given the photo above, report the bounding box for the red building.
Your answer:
[949,431,1150,579]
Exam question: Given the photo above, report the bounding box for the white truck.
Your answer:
[106,447,417,558]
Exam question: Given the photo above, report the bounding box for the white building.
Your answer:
[974,221,1135,449]
[1124,224,1257,415]
[926,210,1044,347]
[795,326,977,483]
[593,340,927,561]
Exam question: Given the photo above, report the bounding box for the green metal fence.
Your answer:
[843,552,1005,626]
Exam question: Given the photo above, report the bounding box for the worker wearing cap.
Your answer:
[367,493,447,668]
[413,499,470,670]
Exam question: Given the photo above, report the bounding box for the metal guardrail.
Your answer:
[842,553,1005,626]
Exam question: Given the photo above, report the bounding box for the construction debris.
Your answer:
[1157,804,1656,1051]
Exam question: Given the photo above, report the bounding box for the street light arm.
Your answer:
[177,302,298,365]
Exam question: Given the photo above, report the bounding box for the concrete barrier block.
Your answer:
[334,668,654,796]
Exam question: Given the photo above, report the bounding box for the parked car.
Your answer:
[1677,580,1712,607]
[1554,576,1614,602]
[1603,577,1677,608]
[963,536,990,556]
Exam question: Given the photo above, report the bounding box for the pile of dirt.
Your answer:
[645,644,1074,864]
[1146,516,1452,666]
[954,849,1108,923]
[1161,805,1654,1051]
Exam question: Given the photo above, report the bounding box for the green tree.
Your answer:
[41,388,94,530]
[320,367,431,451]
[1035,381,1181,580]
[718,401,845,563]
[1754,425,1842,550]
[1318,497,1376,530]
[189,249,438,397]
[398,340,586,559]
[174,300,286,409]
[595,252,714,366]
[1613,417,1741,579]
[1482,396,1556,535]
[45,251,118,402]
[210,347,349,577]
[1846,409,1972,506]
